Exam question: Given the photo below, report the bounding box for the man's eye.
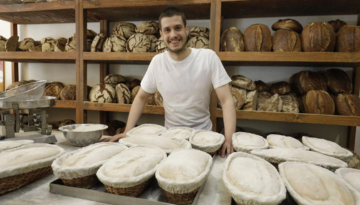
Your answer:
[175,27,181,30]
[164,29,170,32]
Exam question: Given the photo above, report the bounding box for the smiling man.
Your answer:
[103,7,236,157]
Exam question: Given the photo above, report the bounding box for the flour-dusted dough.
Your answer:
[156,149,212,194]
[52,143,127,180]
[232,132,269,152]
[336,168,360,198]
[159,127,194,140]
[97,145,166,188]
[126,124,166,137]
[279,162,357,205]
[302,136,353,162]
[251,148,347,171]
[267,134,308,150]
[0,140,34,152]
[223,152,286,205]
[189,130,225,153]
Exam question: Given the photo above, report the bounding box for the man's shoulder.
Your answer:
[194,48,216,57]
[152,52,166,62]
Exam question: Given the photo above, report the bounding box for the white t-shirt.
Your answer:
[141,48,231,130]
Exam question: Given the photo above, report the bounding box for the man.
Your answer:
[103,7,236,157]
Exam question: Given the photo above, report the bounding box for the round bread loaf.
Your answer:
[136,21,159,35]
[54,37,67,52]
[131,86,140,103]
[302,22,336,52]
[290,71,327,96]
[127,33,151,53]
[103,35,127,52]
[255,80,268,92]
[270,81,291,95]
[104,74,127,87]
[89,84,116,103]
[60,84,76,100]
[244,24,272,52]
[156,38,167,53]
[5,36,19,52]
[29,41,42,52]
[112,22,136,39]
[280,94,299,113]
[189,27,210,38]
[232,87,246,110]
[336,94,360,116]
[336,25,360,52]
[0,35,7,51]
[91,33,106,52]
[154,91,163,106]
[257,91,272,109]
[220,27,244,52]
[242,90,258,111]
[65,36,76,52]
[147,35,158,52]
[187,36,209,49]
[231,75,256,90]
[129,79,141,91]
[41,37,56,52]
[257,94,282,112]
[44,82,65,99]
[115,83,131,104]
[6,80,30,90]
[324,68,352,94]
[299,90,335,114]
[271,19,303,33]
[18,38,35,51]
[273,30,301,52]
[328,19,347,33]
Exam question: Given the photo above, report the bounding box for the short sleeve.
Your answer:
[210,52,231,89]
[141,57,158,94]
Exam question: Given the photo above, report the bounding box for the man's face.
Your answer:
[160,15,189,53]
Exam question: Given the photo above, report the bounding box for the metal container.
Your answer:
[59,124,108,147]
[0,80,46,101]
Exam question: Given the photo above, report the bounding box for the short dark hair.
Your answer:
[158,7,187,30]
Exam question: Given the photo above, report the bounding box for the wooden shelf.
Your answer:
[217,52,360,67]
[53,100,76,109]
[216,109,360,127]
[83,102,165,115]
[84,52,156,64]
[221,0,360,18]
[0,52,76,63]
[84,0,211,21]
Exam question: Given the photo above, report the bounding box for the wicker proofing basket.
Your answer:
[0,166,52,195]
[164,187,200,205]
[61,174,99,188]
[104,179,150,197]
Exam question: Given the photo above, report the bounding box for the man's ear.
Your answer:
[159,30,163,38]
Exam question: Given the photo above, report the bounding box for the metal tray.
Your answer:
[0,96,56,109]
[50,176,205,205]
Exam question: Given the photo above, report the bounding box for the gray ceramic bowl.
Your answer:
[59,124,108,147]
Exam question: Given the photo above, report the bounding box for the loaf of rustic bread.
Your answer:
[336,94,360,116]
[299,90,335,114]
[336,25,360,52]
[220,27,244,52]
[255,80,268,92]
[44,82,65,99]
[280,94,299,113]
[91,33,106,52]
[270,81,291,95]
[290,71,327,95]
[302,22,336,52]
[272,19,303,33]
[187,36,209,49]
[190,27,210,38]
[272,29,301,52]
[257,94,282,112]
[244,24,272,51]
[136,21,159,35]
[231,75,256,90]
[103,35,127,52]
[328,19,347,33]
[104,74,127,87]
[242,90,258,111]
[324,68,352,94]
[127,33,151,52]
[60,84,76,100]
[89,84,116,103]
[112,22,136,39]
[116,83,131,104]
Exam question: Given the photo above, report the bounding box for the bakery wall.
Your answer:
[5,14,360,155]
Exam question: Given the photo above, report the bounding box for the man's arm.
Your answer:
[215,84,236,157]
[101,87,152,142]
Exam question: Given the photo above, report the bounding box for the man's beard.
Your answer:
[167,35,188,54]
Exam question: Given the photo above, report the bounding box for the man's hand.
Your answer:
[219,140,234,158]
[100,133,126,142]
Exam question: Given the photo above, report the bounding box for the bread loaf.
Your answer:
[58,119,75,128]
[290,71,327,95]
[5,36,19,51]
[242,90,258,111]
[86,29,97,40]
[115,83,131,104]
[257,91,272,108]
[328,19,347,33]
[103,35,127,52]
[272,30,301,52]
[154,91,163,106]
[336,94,360,116]
[324,68,352,94]
[257,94,282,112]
[244,24,272,51]
[131,86,140,103]
[104,74,127,87]
[129,79,141,91]
[59,84,76,100]
[280,94,299,113]
[230,87,246,110]
[0,35,7,51]
[6,80,30,90]
[190,27,210,38]
[91,33,106,52]
[112,22,136,39]
[255,80,268,92]
[231,75,256,90]
[302,22,336,52]
[127,33,151,53]
[147,35,157,52]
[65,36,76,52]
[336,25,360,52]
[271,19,303,33]
[156,38,167,53]
[299,90,335,114]
[136,21,159,35]
[29,41,42,52]
[270,81,291,95]
[41,37,56,52]
[89,84,116,103]
[187,36,209,49]
[220,27,244,52]
[18,38,35,51]
[44,82,65,99]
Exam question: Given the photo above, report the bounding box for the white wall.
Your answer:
[6,14,360,155]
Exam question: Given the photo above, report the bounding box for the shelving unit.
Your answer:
[1,0,360,150]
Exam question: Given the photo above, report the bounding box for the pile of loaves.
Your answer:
[223,68,360,116]
[91,21,210,53]
[221,19,358,52]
